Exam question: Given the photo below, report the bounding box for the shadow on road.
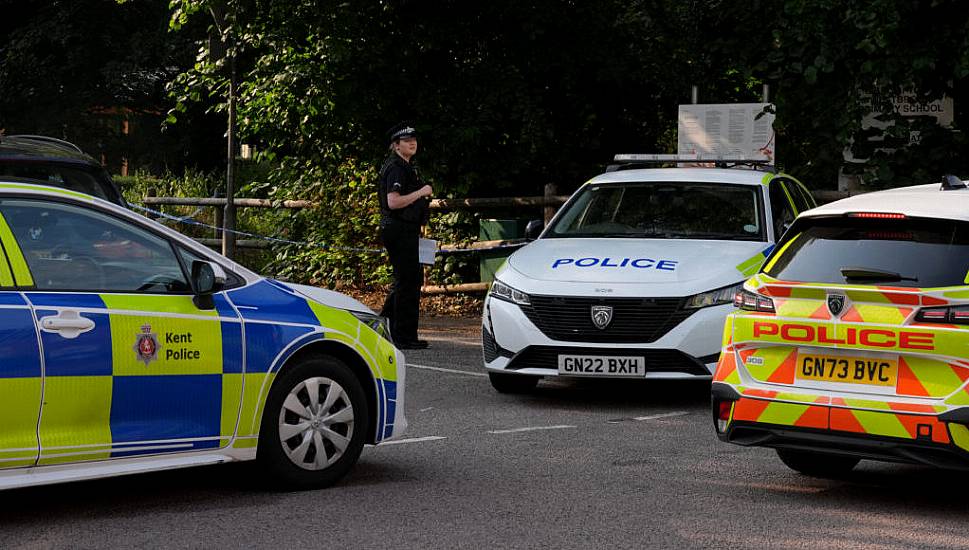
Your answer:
[0,463,284,523]
[492,377,712,412]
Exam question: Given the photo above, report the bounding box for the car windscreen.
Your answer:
[545,181,765,240]
[764,216,969,288]
[0,162,121,204]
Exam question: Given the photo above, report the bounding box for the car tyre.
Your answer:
[776,448,859,477]
[258,356,369,489]
[489,372,539,394]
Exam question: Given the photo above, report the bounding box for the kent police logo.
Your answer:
[827,294,847,317]
[591,305,613,330]
[134,324,160,366]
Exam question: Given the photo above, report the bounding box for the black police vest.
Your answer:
[378,155,429,225]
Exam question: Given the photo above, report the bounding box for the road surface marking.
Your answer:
[488,425,576,434]
[379,436,447,446]
[633,411,690,421]
[408,363,487,378]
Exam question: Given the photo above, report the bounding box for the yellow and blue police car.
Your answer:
[0,180,406,490]
[713,175,969,476]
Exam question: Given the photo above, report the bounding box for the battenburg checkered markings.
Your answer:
[0,181,407,490]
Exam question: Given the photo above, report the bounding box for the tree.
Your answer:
[0,0,222,172]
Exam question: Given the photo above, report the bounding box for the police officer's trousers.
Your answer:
[380,219,422,343]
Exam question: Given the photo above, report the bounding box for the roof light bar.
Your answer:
[612,153,772,164]
[848,212,907,220]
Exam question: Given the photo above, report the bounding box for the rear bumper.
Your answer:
[720,421,969,470]
[711,383,969,469]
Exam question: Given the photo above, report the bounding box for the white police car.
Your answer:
[0,180,405,490]
[482,155,816,393]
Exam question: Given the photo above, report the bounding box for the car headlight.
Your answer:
[489,278,531,306]
[350,310,393,342]
[684,282,745,309]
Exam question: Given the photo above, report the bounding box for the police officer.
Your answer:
[378,123,432,349]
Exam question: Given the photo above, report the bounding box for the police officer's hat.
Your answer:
[387,121,418,144]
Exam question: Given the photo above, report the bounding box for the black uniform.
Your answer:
[378,153,429,344]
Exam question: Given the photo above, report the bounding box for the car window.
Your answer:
[546,182,765,241]
[782,180,811,214]
[791,181,817,210]
[0,162,121,204]
[765,216,969,288]
[0,199,190,292]
[768,181,795,239]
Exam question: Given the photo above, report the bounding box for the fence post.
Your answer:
[543,183,558,225]
[214,193,224,240]
[145,187,158,219]
[222,34,238,259]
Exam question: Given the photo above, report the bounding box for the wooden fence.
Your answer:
[142,186,853,294]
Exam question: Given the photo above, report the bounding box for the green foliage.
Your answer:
[158,0,969,288]
[754,0,969,187]
[117,169,216,203]
[260,149,390,288]
[426,211,479,287]
[0,0,224,172]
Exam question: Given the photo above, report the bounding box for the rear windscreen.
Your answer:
[764,216,969,288]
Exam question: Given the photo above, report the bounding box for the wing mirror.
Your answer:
[191,260,226,310]
[524,219,544,241]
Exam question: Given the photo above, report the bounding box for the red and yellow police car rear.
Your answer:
[712,176,969,475]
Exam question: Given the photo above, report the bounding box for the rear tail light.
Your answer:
[715,401,733,433]
[917,305,969,325]
[734,289,775,313]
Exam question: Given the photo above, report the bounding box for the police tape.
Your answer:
[130,203,524,255]
[130,203,385,254]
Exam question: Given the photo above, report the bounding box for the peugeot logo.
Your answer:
[827,294,846,317]
[591,305,613,330]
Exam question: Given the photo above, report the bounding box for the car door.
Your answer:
[0,229,42,469]
[0,197,243,465]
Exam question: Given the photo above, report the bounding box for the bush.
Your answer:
[113,155,490,290]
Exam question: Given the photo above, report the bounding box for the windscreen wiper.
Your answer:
[681,232,749,240]
[840,266,918,282]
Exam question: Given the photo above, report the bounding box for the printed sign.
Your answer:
[677,103,775,163]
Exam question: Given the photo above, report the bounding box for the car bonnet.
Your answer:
[506,237,772,290]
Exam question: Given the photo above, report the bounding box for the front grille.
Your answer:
[520,295,695,343]
[506,346,710,376]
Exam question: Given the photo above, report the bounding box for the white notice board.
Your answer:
[677,103,775,164]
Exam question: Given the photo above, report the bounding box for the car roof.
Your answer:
[0,179,100,202]
[587,167,773,187]
[801,181,969,222]
[0,179,261,281]
[0,135,100,166]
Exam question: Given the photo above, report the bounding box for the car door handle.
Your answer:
[39,310,95,339]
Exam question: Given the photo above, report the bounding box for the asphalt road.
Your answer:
[1,316,968,549]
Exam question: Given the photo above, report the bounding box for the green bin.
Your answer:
[479,219,528,283]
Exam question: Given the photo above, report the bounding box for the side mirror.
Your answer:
[191,260,226,310]
[524,219,544,241]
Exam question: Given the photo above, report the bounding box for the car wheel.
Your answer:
[488,372,540,394]
[776,448,860,477]
[258,356,369,489]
